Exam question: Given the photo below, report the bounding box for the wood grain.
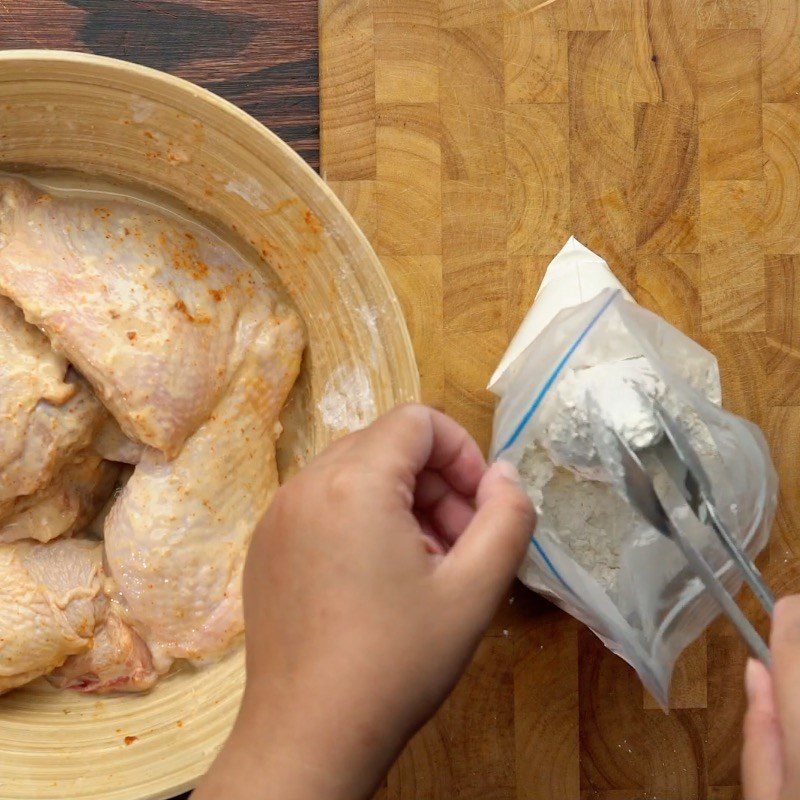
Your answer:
[0,45,414,800]
[0,5,320,798]
[321,1,800,797]
[0,0,319,169]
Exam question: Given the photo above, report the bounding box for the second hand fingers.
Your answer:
[439,460,535,615]
[422,409,485,495]
[742,658,783,800]
[418,494,476,545]
[771,597,800,758]
[768,595,800,794]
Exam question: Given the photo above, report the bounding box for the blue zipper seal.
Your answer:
[497,289,620,456]
[497,289,620,595]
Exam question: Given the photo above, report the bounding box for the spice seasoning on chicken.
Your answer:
[0,174,305,694]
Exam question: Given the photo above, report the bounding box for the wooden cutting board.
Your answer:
[320,1,800,797]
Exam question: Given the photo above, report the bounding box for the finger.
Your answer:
[417,494,476,545]
[421,531,446,557]
[439,460,535,612]
[742,658,783,800]
[415,469,453,510]
[362,405,486,496]
[424,411,485,495]
[415,470,475,542]
[770,595,800,774]
[429,492,475,543]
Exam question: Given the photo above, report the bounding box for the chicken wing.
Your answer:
[104,306,303,666]
[0,176,276,456]
[0,539,104,693]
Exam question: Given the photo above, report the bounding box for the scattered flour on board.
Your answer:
[319,364,377,432]
[225,177,267,210]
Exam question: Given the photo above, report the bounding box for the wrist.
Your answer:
[194,684,394,800]
[193,728,350,800]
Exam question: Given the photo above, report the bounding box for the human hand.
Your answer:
[193,404,535,800]
[742,596,800,800]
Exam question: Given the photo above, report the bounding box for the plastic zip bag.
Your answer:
[490,241,777,706]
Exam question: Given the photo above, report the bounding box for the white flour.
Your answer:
[489,238,723,595]
[224,177,267,210]
[520,445,640,590]
[518,348,720,593]
[536,356,665,481]
[319,364,377,433]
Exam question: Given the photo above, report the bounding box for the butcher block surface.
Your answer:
[321,1,800,798]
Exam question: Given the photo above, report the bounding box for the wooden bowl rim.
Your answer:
[0,48,420,402]
[0,48,421,800]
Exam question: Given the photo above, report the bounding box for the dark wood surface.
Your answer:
[0,0,320,169]
[0,2,319,797]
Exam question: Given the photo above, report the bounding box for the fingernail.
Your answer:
[493,459,521,485]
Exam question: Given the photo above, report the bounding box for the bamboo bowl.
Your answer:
[0,51,419,800]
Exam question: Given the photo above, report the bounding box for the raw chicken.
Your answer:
[105,307,303,667]
[0,539,103,693]
[0,539,155,694]
[93,417,143,465]
[0,176,277,456]
[0,453,119,544]
[49,611,157,693]
[83,465,135,540]
[0,175,305,695]
[0,296,105,518]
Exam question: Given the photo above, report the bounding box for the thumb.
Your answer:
[742,658,783,800]
[440,459,535,613]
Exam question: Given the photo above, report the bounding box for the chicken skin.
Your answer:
[0,175,305,695]
[0,453,118,545]
[49,610,157,693]
[0,294,113,543]
[0,539,104,693]
[93,417,143,465]
[104,307,303,668]
[0,296,105,520]
[0,177,277,456]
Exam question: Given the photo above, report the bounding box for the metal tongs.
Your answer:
[611,401,775,665]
